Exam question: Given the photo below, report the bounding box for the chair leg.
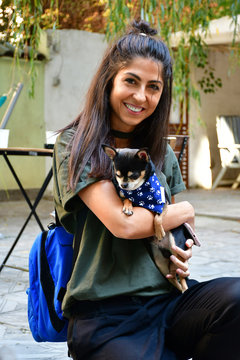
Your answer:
[232,173,240,189]
[212,167,227,189]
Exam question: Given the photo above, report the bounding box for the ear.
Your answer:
[136,148,150,161]
[102,144,117,160]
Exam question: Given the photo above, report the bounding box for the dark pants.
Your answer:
[67,277,240,360]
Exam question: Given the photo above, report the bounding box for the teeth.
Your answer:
[125,103,142,113]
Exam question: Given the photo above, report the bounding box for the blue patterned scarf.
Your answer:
[117,172,166,214]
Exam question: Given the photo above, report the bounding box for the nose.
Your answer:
[121,183,128,189]
[133,87,146,103]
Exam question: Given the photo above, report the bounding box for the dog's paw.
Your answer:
[122,199,133,216]
[155,225,165,240]
[122,207,133,216]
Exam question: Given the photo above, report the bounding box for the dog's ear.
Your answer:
[136,148,150,162]
[102,144,117,160]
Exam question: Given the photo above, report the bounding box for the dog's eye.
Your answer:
[116,174,121,178]
[129,174,139,180]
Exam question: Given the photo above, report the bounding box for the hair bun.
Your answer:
[128,19,157,36]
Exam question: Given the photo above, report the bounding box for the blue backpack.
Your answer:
[27,223,74,342]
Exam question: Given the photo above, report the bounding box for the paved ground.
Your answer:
[0,187,239,359]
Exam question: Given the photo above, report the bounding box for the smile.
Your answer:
[125,103,144,113]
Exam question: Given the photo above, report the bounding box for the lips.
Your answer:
[124,103,144,113]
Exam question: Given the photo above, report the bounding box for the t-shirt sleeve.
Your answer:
[162,144,186,196]
[53,129,98,231]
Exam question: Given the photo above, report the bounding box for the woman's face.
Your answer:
[109,57,164,132]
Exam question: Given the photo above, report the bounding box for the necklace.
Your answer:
[110,129,135,139]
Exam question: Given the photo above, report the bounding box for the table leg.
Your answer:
[3,153,45,229]
[0,167,53,272]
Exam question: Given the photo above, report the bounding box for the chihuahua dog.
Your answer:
[102,145,199,292]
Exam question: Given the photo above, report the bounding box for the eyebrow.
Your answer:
[125,72,163,84]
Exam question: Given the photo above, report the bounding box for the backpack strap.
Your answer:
[56,208,88,303]
[55,209,61,226]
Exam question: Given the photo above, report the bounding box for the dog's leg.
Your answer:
[154,213,166,240]
[122,198,133,216]
[168,232,188,292]
[154,204,168,240]
[152,228,188,292]
[153,205,186,292]
[150,242,183,292]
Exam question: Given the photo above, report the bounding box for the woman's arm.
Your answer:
[78,180,195,239]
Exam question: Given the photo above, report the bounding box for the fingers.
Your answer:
[166,264,190,279]
[170,255,189,274]
[166,239,193,280]
[171,243,193,261]
[167,253,191,279]
[176,265,190,278]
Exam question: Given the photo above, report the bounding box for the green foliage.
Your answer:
[198,66,222,94]
[1,0,58,97]
[105,0,240,108]
[1,0,106,96]
[1,0,239,102]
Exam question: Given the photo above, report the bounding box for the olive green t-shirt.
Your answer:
[53,129,186,318]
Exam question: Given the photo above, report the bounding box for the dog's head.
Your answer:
[102,144,152,190]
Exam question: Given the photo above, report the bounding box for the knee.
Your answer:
[215,277,240,310]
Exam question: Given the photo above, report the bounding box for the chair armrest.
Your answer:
[218,144,240,149]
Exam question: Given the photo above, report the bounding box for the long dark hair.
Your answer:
[63,19,173,189]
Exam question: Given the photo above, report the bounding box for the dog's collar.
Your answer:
[110,129,135,139]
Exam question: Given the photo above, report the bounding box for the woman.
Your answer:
[53,20,240,360]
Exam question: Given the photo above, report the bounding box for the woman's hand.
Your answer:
[166,239,194,280]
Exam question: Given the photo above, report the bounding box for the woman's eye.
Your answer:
[129,174,139,180]
[125,78,136,85]
[149,84,160,91]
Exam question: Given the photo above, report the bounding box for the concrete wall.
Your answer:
[189,48,240,188]
[0,58,45,194]
[44,30,107,131]
[43,30,107,195]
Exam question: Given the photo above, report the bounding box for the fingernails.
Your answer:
[186,239,194,247]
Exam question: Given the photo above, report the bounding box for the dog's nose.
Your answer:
[121,183,128,189]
